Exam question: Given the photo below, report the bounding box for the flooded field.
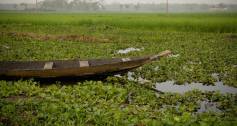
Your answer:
[0,13,237,125]
[156,81,237,94]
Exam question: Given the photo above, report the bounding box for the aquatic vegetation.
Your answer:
[0,13,237,125]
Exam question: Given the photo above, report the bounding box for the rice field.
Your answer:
[0,12,237,125]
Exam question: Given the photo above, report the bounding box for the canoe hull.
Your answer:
[0,56,151,78]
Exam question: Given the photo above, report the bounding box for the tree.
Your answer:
[20,3,28,10]
[125,4,130,9]
[13,4,18,10]
[119,4,124,11]
[36,0,38,10]
[69,0,104,11]
[134,3,140,11]
[41,0,68,10]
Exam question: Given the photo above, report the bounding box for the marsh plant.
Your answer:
[0,13,237,125]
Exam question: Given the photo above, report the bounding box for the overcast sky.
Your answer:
[0,0,236,4]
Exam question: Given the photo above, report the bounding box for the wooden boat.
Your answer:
[0,50,171,78]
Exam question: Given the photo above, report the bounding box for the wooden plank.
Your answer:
[44,62,54,70]
[79,61,89,67]
[122,58,131,62]
[89,58,122,66]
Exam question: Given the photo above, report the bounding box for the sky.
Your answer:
[0,0,237,4]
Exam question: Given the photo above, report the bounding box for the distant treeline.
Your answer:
[0,0,237,12]
[40,0,104,11]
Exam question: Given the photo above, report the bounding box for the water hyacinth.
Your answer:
[0,13,237,125]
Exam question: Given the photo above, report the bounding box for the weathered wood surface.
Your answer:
[0,50,171,78]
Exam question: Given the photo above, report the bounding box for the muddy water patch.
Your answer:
[127,72,150,84]
[114,72,150,84]
[155,81,237,94]
[197,100,222,113]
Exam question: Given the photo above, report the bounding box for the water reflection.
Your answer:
[197,100,222,113]
[155,81,237,94]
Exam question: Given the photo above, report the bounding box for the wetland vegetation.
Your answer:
[0,12,237,125]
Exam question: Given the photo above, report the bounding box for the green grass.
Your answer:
[0,12,237,125]
[0,13,237,33]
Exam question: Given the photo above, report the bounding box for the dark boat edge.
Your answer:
[0,50,172,78]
